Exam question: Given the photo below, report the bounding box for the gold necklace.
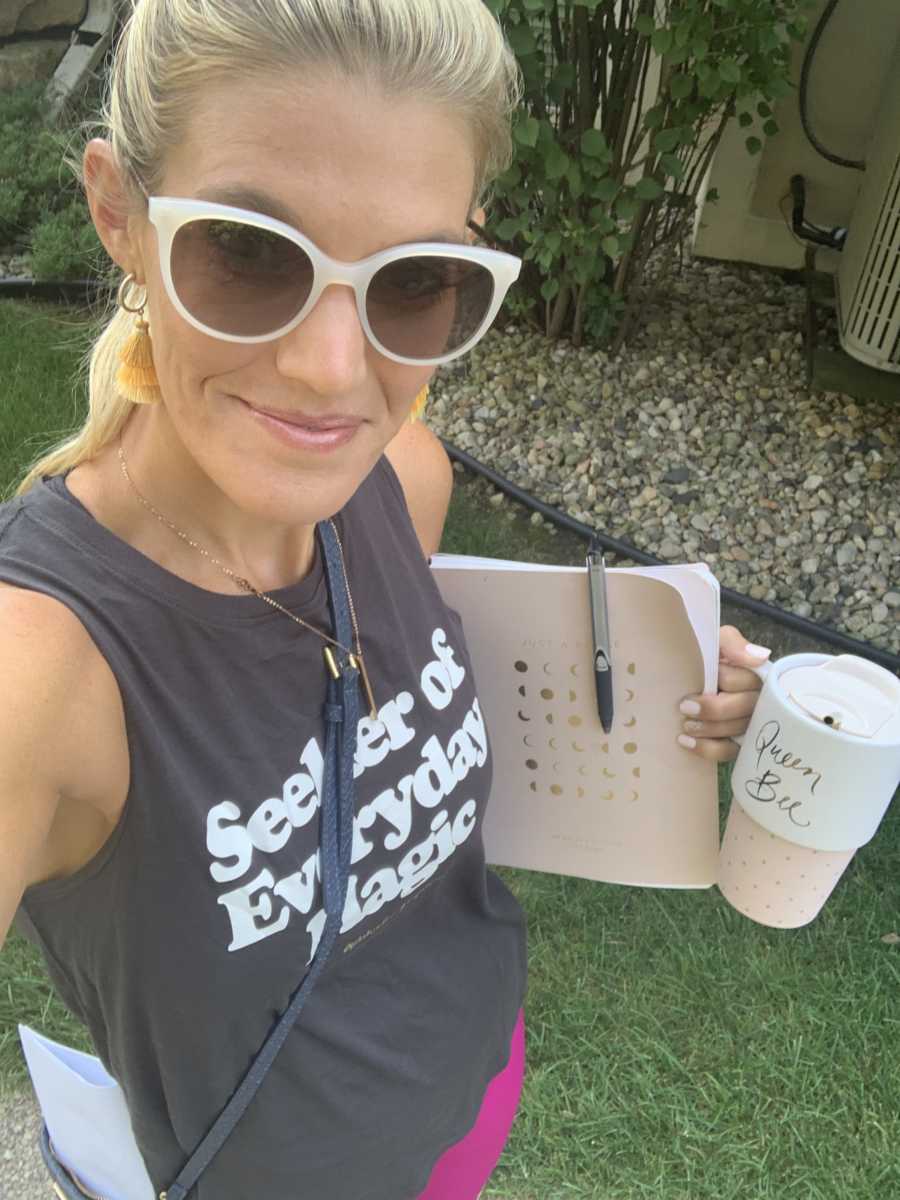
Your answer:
[116,435,377,719]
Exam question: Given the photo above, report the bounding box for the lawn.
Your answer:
[1,297,898,1198]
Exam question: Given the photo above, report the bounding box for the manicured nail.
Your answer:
[684,720,703,732]
[679,699,701,716]
[678,734,696,749]
[746,643,771,659]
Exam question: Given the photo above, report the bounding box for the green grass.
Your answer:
[1,299,899,1197]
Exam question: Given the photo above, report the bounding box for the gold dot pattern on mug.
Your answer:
[511,655,641,803]
[717,801,855,929]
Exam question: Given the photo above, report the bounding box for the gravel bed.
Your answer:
[430,254,898,658]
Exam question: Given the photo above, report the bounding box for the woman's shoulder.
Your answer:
[380,422,453,560]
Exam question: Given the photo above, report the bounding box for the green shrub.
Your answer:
[0,84,101,275]
[30,200,102,280]
[484,0,816,349]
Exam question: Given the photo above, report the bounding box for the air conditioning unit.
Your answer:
[836,41,900,373]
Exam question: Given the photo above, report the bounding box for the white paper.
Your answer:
[18,1024,155,1200]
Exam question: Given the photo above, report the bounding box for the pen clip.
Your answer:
[586,541,612,661]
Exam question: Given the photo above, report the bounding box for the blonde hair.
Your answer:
[14,0,521,497]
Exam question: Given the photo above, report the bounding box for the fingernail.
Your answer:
[679,699,701,716]
[678,734,696,749]
[746,643,771,659]
[684,720,703,732]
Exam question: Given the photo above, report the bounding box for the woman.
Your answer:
[0,1,767,1197]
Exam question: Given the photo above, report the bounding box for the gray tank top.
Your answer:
[0,454,526,1200]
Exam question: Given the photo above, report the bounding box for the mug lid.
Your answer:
[781,655,900,739]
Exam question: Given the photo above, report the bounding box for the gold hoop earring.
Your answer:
[409,385,429,423]
[115,273,161,405]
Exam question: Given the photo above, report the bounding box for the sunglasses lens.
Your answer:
[169,217,498,360]
[367,256,495,360]
[170,219,313,337]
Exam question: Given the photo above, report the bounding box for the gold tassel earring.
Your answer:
[409,384,429,423]
[115,274,161,405]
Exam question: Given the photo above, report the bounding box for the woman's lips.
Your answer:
[238,398,361,452]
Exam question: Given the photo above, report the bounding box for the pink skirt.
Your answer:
[416,1009,525,1200]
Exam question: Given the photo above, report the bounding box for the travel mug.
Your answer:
[717,653,900,928]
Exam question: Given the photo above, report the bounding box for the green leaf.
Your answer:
[601,234,620,258]
[757,101,772,118]
[540,277,560,301]
[522,0,546,9]
[763,119,779,137]
[698,72,721,99]
[718,59,742,85]
[653,128,681,154]
[514,115,540,148]
[768,77,794,100]
[706,187,720,203]
[495,216,523,241]
[693,37,709,61]
[635,176,664,200]
[651,27,673,55]
[544,230,562,253]
[544,144,570,180]
[738,111,753,128]
[506,23,536,55]
[659,152,685,180]
[589,208,616,232]
[670,73,693,101]
[580,128,610,158]
[643,105,666,131]
[590,175,620,202]
[745,135,762,155]
[615,193,638,221]
[635,13,655,36]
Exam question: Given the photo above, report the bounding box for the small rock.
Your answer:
[662,466,691,484]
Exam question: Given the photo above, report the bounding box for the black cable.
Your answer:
[441,439,900,676]
[0,277,107,304]
[799,0,866,171]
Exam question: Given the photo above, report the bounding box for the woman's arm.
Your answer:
[383,420,454,560]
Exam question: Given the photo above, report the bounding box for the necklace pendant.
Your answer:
[349,652,378,721]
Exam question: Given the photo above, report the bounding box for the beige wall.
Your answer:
[692,0,900,270]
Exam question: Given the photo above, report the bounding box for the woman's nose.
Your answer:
[274,282,369,393]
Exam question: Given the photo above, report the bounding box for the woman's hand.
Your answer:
[677,625,770,762]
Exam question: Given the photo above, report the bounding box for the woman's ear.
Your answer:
[83,138,148,281]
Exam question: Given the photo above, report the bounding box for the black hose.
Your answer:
[441,440,900,675]
[0,277,107,304]
[799,0,866,171]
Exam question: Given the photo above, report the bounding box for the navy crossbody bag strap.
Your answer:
[162,520,360,1200]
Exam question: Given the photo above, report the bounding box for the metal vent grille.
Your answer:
[844,148,900,367]
[837,38,900,374]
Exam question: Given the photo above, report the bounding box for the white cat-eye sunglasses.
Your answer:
[145,196,522,366]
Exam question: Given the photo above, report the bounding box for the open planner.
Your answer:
[430,554,722,888]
